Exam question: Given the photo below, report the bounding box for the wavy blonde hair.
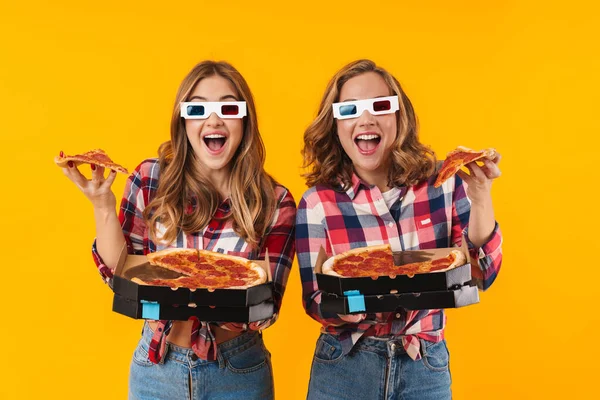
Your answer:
[302,59,436,190]
[144,61,277,247]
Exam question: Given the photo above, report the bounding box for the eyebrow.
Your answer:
[188,94,239,101]
[340,95,389,102]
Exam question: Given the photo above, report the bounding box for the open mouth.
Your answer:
[203,134,228,153]
[354,133,381,154]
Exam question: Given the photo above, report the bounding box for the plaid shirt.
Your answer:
[92,159,296,363]
[296,172,502,361]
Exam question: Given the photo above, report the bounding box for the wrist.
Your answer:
[469,192,493,208]
[93,206,117,222]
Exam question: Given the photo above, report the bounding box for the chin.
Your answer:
[352,157,383,172]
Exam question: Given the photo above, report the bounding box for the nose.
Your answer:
[356,109,376,127]
[205,111,224,127]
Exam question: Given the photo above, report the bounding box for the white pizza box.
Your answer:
[314,238,472,296]
[111,243,274,308]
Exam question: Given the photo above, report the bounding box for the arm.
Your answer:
[296,195,364,326]
[62,160,126,277]
[452,154,503,290]
[248,188,297,330]
[216,187,297,332]
[457,154,502,247]
[91,163,149,281]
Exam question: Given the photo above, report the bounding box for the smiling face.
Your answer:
[336,71,398,184]
[184,74,244,174]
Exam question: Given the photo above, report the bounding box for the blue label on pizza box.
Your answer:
[141,300,160,319]
[344,290,366,313]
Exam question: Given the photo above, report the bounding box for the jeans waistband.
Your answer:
[141,322,261,364]
[354,335,407,354]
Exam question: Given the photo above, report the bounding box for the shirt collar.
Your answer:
[344,172,408,201]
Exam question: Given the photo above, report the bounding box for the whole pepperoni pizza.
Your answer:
[322,244,466,278]
[131,248,267,289]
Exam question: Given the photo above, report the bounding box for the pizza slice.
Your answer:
[395,250,466,277]
[323,244,395,277]
[146,248,200,276]
[55,149,128,174]
[433,146,496,188]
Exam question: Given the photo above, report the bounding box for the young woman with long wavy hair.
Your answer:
[296,59,503,399]
[62,61,296,399]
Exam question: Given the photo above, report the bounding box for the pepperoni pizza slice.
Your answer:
[434,146,496,188]
[55,149,128,174]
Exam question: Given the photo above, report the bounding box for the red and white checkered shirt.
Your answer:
[296,172,502,360]
[92,159,296,363]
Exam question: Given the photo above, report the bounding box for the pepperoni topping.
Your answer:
[369,251,391,259]
[344,255,364,262]
[161,256,179,265]
[207,271,226,277]
[431,255,453,266]
[215,259,235,267]
[197,278,217,286]
[228,279,246,287]
[150,279,178,288]
[186,254,199,262]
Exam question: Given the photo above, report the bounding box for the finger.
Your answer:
[62,163,89,188]
[465,162,487,181]
[91,164,105,183]
[491,152,502,164]
[456,169,472,185]
[482,159,502,179]
[101,169,118,189]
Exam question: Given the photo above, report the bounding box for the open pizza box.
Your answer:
[315,238,473,296]
[111,244,274,308]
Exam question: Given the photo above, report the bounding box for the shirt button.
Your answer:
[208,227,214,232]
[388,222,394,227]
[190,353,199,361]
[396,313,401,318]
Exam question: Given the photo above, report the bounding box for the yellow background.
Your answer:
[1,0,598,398]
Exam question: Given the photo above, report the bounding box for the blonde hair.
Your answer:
[145,61,277,247]
[302,59,436,189]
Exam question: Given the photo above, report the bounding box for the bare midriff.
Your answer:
[147,320,242,347]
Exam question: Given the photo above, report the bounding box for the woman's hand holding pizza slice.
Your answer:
[57,149,129,271]
[455,151,502,205]
[57,149,125,211]
[434,146,502,204]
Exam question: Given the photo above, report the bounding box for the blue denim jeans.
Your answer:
[129,323,274,400]
[307,334,451,400]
